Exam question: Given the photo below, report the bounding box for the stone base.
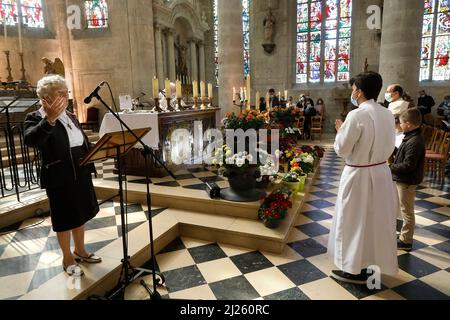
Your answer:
[262,43,276,54]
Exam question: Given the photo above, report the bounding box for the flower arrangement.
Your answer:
[222,110,267,130]
[213,144,256,170]
[258,187,293,228]
[290,151,315,175]
[270,107,301,139]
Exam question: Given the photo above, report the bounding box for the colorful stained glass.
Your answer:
[213,0,219,84]
[21,0,44,28]
[85,0,108,29]
[421,0,450,81]
[242,0,250,77]
[1,0,18,25]
[296,0,352,84]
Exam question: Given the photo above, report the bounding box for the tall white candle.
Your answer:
[17,15,23,52]
[3,16,7,47]
[152,77,159,98]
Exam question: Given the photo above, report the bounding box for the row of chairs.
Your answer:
[296,116,323,140]
[424,125,450,181]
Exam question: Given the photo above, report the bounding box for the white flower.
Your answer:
[274,150,281,158]
[236,158,245,167]
[247,154,253,162]
[226,150,232,157]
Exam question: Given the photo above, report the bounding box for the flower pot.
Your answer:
[221,166,266,202]
[283,181,301,193]
[264,219,281,229]
[298,174,307,192]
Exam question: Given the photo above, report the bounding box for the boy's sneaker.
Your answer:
[331,270,368,285]
[397,240,413,251]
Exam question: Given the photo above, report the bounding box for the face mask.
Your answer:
[351,91,359,107]
[385,93,393,103]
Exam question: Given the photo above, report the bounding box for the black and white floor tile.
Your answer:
[0,147,449,300]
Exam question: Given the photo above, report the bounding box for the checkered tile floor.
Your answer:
[0,147,449,300]
[132,148,450,300]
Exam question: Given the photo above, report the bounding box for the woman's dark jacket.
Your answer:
[24,111,96,189]
[390,128,425,186]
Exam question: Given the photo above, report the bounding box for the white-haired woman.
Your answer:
[24,75,101,276]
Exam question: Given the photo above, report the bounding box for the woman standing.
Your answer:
[24,75,101,276]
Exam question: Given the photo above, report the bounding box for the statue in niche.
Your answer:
[42,57,65,77]
[364,58,369,72]
[175,36,189,83]
[262,10,276,54]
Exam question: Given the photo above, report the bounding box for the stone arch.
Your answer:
[168,0,207,40]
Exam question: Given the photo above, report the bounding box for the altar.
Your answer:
[99,108,220,176]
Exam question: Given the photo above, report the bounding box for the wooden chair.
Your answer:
[427,129,445,154]
[296,116,305,139]
[425,132,450,181]
[81,107,99,132]
[310,116,323,140]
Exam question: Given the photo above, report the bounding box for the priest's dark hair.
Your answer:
[349,71,383,101]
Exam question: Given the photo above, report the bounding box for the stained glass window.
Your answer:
[85,0,108,29]
[21,0,44,28]
[242,0,250,77]
[296,0,352,84]
[420,0,450,81]
[213,0,219,84]
[1,0,44,28]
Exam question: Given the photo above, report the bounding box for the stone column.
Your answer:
[166,28,177,82]
[379,0,423,102]
[218,0,245,117]
[198,41,206,82]
[189,39,199,82]
[154,23,165,87]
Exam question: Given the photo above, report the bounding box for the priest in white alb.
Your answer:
[328,72,399,284]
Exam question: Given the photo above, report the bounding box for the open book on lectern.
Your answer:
[79,128,151,166]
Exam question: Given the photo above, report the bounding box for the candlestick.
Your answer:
[4,51,13,82]
[200,81,206,99]
[193,96,199,110]
[152,77,159,99]
[19,52,26,82]
[284,90,288,101]
[266,92,270,111]
[153,97,163,113]
[177,98,183,111]
[192,81,198,98]
[166,96,174,112]
[278,91,281,100]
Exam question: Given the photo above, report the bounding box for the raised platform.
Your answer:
[20,168,319,300]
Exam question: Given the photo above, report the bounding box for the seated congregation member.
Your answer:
[24,75,101,276]
[329,71,399,284]
[268,88,280,109]
[390,109,426,252]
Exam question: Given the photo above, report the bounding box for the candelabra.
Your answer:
[19,52,27,82]
[177,98,184,111]
[193,97,199,110]
[153,98,163,113]
[200,97,207,110]
[4,51,13,82]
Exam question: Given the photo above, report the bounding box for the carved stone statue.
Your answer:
[262,10,276,54]
[175,36,189,83]
[42,57,65,77]
[263,10,276,44]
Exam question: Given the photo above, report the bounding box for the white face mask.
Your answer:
[351,91,359,107]
[385,93,393,103]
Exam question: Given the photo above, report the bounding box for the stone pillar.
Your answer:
[166,28,177,82]
[379,0,423,102]
[198,41,206,82]
[189,39,199,82]
[218,0,245,116]
[154,23,165,87]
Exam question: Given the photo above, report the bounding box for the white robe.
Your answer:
[328,100,399,276]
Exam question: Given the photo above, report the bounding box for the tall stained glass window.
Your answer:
[213,0,219,84]
[296,0,352,84]
[420,0,450,81]
[242,0,250,77]
[85,0,108,29]
[213,0,251,84]
[1,0,44,28]
[21,0,44,28]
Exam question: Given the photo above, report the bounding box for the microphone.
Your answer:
[84,81,106,104]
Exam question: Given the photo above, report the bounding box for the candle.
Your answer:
[176,79,182,98]
[152,77,159,98]
[240,87,244,101]
[200,81,206,98]
[246,75,251,106]
[266,92,270,111]
[165,79,171,98]
[208,83,213,99]
[278,91,281,100]
[284,90,288,101]
[232,87,236,101]
[256,92,260,111]
[192,81,198,98]
[3,16,7,47]
[17,15,22,52]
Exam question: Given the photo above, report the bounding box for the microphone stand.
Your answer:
[91,91,176,300]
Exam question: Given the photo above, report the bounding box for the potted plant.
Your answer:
[258,187,293,229]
